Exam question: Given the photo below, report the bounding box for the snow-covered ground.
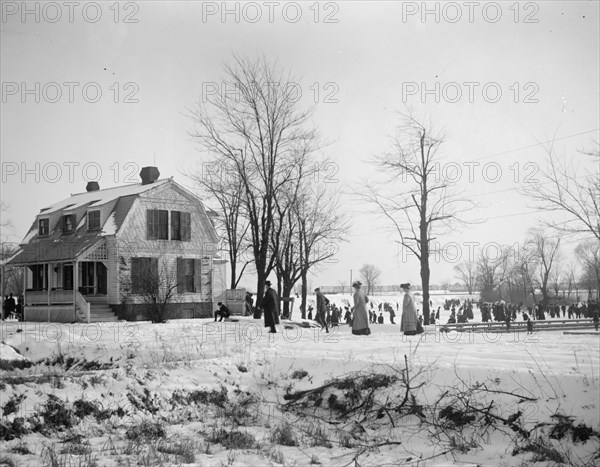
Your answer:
[1,308,598,466]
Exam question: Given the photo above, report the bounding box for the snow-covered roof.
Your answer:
[39,179,171,214]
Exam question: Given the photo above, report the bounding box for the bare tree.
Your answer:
[0,202,21,301]
[527,228,561,304]
[359,264,381,296]
[133,257,180,323]
[475,245,514,302]
[564,261,578,300]
[189,55,320,308]
[453,260,476,294]
[1,242,23,298]
[575,239,600,300]
[0,200,12,234]
[522,142,599,240]
[363,113,476,324]
[548,266,563,299]
[189,159,251,289]
[271,177,304,318]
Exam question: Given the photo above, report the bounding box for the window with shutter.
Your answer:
[131,257,158,294]
[158,211,168,239]
[193,258,202,294]
[150,258,159,290]
[186,259,194,292]
[147,210,169,240]
[181,212,191,241]
[38,218,49,236]
[171,211,191,241]
[62,214,76,234]
[177,257,185,293]
[88,211,101,230]
[131,257,142,294]
[171,211,181,240]
[176,258,195,293]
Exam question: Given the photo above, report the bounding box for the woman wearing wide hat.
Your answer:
[351,281,371,336]
[400,283,421,336]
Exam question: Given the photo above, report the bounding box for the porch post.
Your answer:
[47,263,51,306]
[93,261,97,295]
[22,266,26,321]
[0,260,4,320]
[74,260,79,321]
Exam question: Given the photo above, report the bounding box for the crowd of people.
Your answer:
[440,297,600,332]
[217,281,600,335]
[303,282,425,336]
[10,283,596,333]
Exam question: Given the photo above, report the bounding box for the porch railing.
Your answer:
[75,291,91,324]
[26,289,74,305]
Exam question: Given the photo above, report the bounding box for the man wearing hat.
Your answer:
[262,280,280,333]
[314,287,329,333]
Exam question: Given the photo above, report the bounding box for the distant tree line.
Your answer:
[453,233,599,304]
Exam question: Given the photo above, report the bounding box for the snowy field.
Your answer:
[0,309,599,466]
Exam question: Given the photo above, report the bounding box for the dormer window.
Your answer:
[38,218,49,236]
[62,214,76,234]
[88,210,101,230]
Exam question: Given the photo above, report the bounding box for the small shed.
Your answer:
[225,289,246,316]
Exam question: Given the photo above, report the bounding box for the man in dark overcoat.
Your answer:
[315,287,329,333]
[263,280,280,333]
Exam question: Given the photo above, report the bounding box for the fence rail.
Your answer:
[439,319,596,333]
[319,286,470,295]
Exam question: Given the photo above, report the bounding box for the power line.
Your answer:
[482,210,540,220]
[468,128,599,162]
[463,173,590,199]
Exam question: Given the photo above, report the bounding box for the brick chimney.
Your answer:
[140,166,160,185]
[86,181,100,192]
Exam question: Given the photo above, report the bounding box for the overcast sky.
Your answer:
[1,1,598,290]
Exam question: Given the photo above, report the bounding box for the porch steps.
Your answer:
[76,302,118,323]
[88,303,118,322]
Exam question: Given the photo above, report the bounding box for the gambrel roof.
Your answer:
[39,180,170,215]
[8,178,218,265]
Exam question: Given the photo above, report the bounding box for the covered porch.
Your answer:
[11,240,111,323]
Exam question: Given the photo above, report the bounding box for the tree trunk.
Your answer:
[230,261,237,290]
[255,270,267,310]
[301,270,308,319]
[281,282,293,318]
[541,270,550,304]
[420,261,431,325]
[420,237,431,324]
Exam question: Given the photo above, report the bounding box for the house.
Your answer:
[6,166,226,322]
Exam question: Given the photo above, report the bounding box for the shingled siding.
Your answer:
[112,253,214,321]
[112,302,213,321]
[106,236,119,305]
[212,260,227,305]
[113,183,218,320]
